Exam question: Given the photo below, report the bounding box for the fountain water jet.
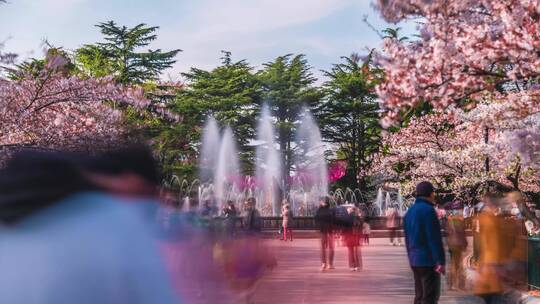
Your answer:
[199,117,220,182]
[292,109,328,215]
[255,105,283,216]
[214,127,239,203]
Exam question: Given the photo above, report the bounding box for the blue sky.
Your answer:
[0,0,415,82]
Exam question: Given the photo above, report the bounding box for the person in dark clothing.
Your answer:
[223,200,237,238]
[314,196,335,271]
[244,197,261,234]
[404,181,446,304]
[344,207,362,271]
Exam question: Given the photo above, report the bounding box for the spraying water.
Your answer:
[375,188,384,216]
[293,109,328,213]
[385,191,391,213]
[199,117,220,182]
[214,127,239,204]
[255,105,283,215]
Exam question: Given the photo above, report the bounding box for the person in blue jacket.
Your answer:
[404,181,446,304]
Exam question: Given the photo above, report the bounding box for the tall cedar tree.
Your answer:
[75,21,182,177]
[318,53,382,190]
[76,21,180,84]
[257,54,322,185]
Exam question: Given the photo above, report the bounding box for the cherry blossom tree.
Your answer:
[371,0,540,194]
[372,109,540,195]
[0,51,175,158]
[374,0,540,116]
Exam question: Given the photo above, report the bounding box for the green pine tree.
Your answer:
[318,53,383,190]
[76,21,181,84]
[257,54,322,183]
[171,51,262,175]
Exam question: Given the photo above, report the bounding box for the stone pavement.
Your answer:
[252,238,483,304]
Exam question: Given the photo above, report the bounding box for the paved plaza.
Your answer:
[253,238,483,304]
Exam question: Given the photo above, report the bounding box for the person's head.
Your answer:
[246,197,256,209]
[82,145,158,198]
[226,200,235,209]
[482,193,501,210]
[416,181,435,202]
[319,196,330,208]
[0,150,96,224]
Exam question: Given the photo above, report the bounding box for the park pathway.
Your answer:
[253,238,482,304]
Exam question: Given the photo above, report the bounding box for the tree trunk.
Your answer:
[484,127,490,174]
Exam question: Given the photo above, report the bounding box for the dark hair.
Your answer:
[0,150,96,224]
[319,196,330,205]
[416,181,435,198]
[83,145,158,184]
[247,197,256,205]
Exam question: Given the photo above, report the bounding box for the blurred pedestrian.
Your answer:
[281,201,293,241]
[386,204,401,246]
[244,197,262,234]
[0,149,179,304]
[344,207,362,271]
[315,196,335,271]
[362,219,371,245]
[463,202,472,229]
[446,210,467,291]
[474,193,505,304]
[223,200,238,238]
[404,181,445,304]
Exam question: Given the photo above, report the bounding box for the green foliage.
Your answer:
[257,54,322,180]
[171,51,262,174]
[75,44,115,78]
[317,53,383,190]
[382,27,409,42]
[7,47,76,80]
[76,21,181,83]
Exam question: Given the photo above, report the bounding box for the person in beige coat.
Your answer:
[281,202,293,241]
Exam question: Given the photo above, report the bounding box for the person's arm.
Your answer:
[425,208,446,268]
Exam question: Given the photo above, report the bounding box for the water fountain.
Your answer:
[290,109,328,215]
[199,117,220,182]
[255,105,282,216]
[385,192,391,214]
[168,106,419,218]
[374,188,384,216]
[214,127,240,203]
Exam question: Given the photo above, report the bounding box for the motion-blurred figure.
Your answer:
[281,201,293,241]
[344,207,362,271]
[386,204,401,246]
[446,210,467,291]
[474,194,505,303]
[362,219,371,245]
[0,149,179,304]
[315,196,335,271]
[223,200,238,238]
[244,197,262,234]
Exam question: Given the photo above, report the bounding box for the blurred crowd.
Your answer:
[0,146,276,304]
[435,191,530,303]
